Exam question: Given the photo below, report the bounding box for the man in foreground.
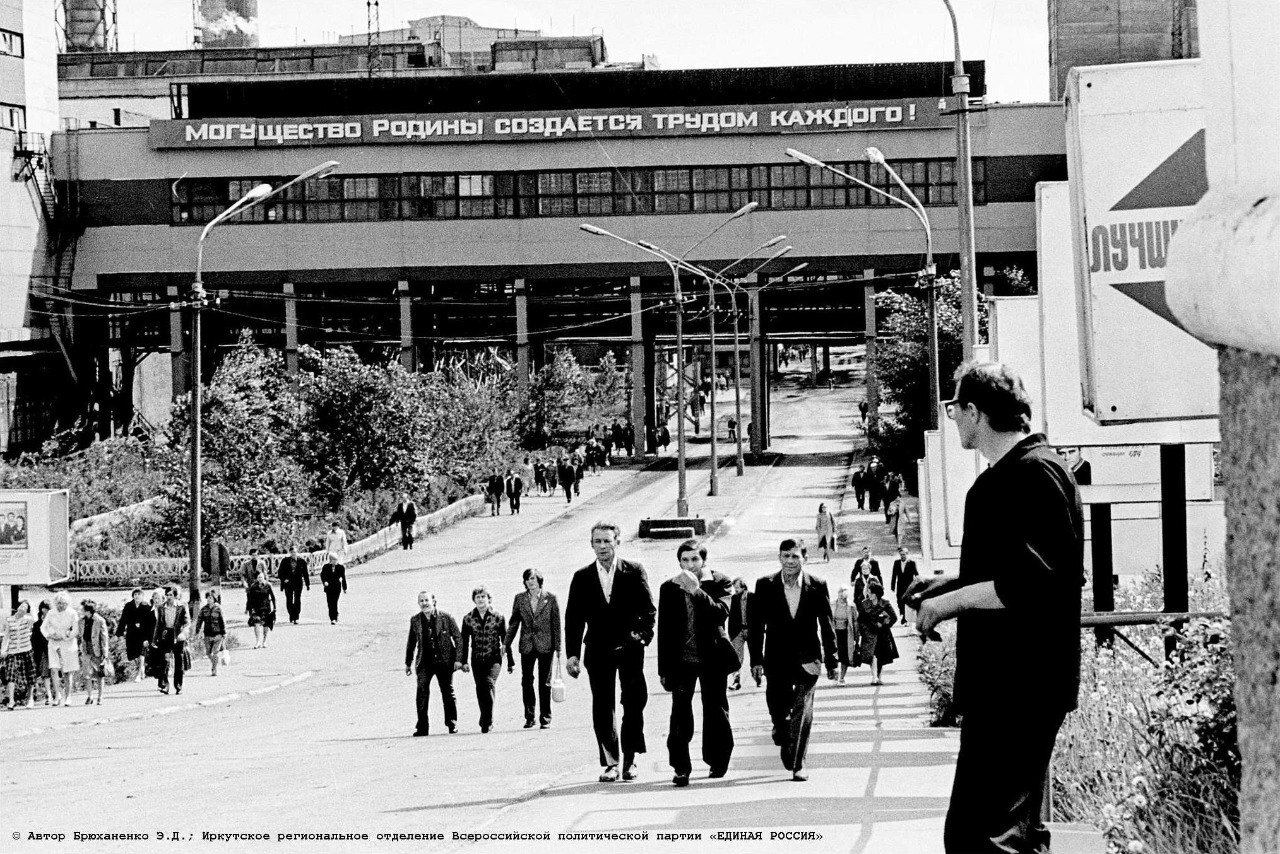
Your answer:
[909,362,1084,854]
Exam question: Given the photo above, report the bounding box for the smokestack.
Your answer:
[63,0,116,51]
[196,0,259,49]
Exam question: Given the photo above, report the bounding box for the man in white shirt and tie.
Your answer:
[565,521,656,783]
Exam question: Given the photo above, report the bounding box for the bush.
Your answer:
[917,623,960,726]
[0,436,165,521]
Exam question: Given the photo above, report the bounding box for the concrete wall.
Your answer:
[1049,0,1199,99]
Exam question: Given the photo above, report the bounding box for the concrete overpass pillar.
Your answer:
[863,269,880,431]
[514,279,530,393]
[398,281,416,372]
[168,285,187,401]
[822,344,831,373]
[810,343,819,384]
[283,282,299,383]
[628,277,647,458]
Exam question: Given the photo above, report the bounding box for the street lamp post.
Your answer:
[941,0,978,360]
[186,161,337,612]
[786,147,941,429]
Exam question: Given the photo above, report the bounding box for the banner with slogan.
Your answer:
[149,98,954,149]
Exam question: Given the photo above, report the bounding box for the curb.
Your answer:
[0,670,314,742]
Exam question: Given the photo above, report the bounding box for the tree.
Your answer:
[522,350,588,442]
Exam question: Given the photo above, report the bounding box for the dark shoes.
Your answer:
[540,721,550,729]
[708,768,728,779]
[413,730,428,737]
[598,765,620,783]
[481,726,491,733]
[447,724,457,734]
[622,764,639,781]
[792,770,809,782]
[523,720,536,729]
[672,774,690,788]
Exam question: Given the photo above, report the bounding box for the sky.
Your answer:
[115,0,1051,103]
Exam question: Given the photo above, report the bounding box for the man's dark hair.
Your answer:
[779,538,807,556]
[952,361,1032,433]
[676,538,707,562]
[522,567,545,587]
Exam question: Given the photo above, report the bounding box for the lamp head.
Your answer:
[782,262,809,277]
[785,148,823,168]
[310,160,340,180]
[636,239,662,253]
[730,201,758,219]
[244,183,273,202]
[865,147,887,165]
[579,223,609,236]
[763,235,786,249]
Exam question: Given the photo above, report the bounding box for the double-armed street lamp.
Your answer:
[185,160,339,610]
[786,146,942,430]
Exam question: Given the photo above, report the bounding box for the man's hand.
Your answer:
[915,598,945,638]
[750,665,764,683]
[566,656,581,679]
[629,631,645,644]
[672,572,699,595]
[405,666,412,676]
[905,573,960,608]
[660,676,670,691]
[452,661,464,672]
[461,663,471,673]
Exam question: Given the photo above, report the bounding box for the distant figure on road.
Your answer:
[851,546,882,589]
[726,417,738,442]
[866,457,886,512]
[323,520,349,564]
[3,600,36,709]
[405,592,461,737]
[890,547,919,625]
[78,599,109,706]
[41,592,79,706]
[831,584,857,684]
[659,424,671,453]
[320,555,348,624]
[909,361,1084,854]
[564,521,656,783]
[851,466,867,510]
[151,586,188,696]
[278,546,310,625]
[486,470,505,516]
[814,502,837,561]
[390,493,418,550]
[884,471,903,524]
[858,399,869,427]
[658,539,735,787]
[505,568,561,730]
[726,578,750,692]
[195,588,227,676]
[622,421,635,457]
[557,457,576,504]
[245,571,277,648]
[505,469,524,515]
[855,579,897,686]
[533,459,548,495]
[31,601,52,705]
[458,585,507,734]
[749,538,837,782]
[116,587,154,683]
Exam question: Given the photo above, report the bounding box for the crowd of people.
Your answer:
[402,521,918,786]
[849,456,911,545]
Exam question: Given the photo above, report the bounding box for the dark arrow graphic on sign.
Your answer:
[1105,129,1207,332]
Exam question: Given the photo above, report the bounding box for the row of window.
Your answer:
[172,159,988,225]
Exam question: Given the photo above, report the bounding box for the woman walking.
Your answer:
[31,601,51,705]
[2,600,36,709]
[116,588,155,683]
[41,592,79,706]
[78,599,110,705]
[458,585,506,734]
[831,583,859,684]
[196,589,227,675]
[855,579,899,686]
[814,502,838,562]
[245,570,277,649]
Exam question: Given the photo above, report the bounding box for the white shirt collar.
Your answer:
[596,556,620,574]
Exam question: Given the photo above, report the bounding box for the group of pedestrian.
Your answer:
[850,457,911,544]
[1,593,111,708]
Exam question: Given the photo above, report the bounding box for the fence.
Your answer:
[67,495,487,586]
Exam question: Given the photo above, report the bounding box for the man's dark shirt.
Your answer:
[955,433,1084,716]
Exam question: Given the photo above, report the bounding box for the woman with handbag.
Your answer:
[245,572,277,649]
[195,588,227,676]
[77,599,110,705]
[855,579,899,686]
[831,583,859,684]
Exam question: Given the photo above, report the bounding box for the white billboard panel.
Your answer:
[0,490,69,586]
[1065,61,1219,423]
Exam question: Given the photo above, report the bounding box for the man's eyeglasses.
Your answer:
[943,398,966,419]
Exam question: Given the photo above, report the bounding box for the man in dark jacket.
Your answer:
[486,470,505,516]
[851,466,867,510]
[405,591,461,736]
[505,469,524,515]
[277,546,310,625]
[319,556,348,624]
[727,578,750,691]
[565,521,656,782]
[557,457,576,504]
[390,493,417,550]
[749,538,837,782]
[910,361,1084,853]
[889,547,919,626]
[116,587,154,683]
[658,539,735,787]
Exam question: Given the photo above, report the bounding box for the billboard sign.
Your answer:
[0,490,69,586]
[1065,60,1219,423]
[149,97,953,149]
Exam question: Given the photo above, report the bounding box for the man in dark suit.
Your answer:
[658,539,735,787]
[277,546,310,625]
[319,555,347,625]
[889,547,920,626]
[505,568,562,729]
[486,470,505,516]
[565,521,656,782]
[115,587,154,683]
[405,591,461,736]
[505,469,524,515]
[749,538,837,782]
[390,493,417,550]
[851,545,882,586]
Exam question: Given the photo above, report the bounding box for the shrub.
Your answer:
[916,623,960,726]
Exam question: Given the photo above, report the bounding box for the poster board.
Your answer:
[0,490,69,586]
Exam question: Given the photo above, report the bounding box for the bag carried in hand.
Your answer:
[713,628,742,676]
[219,647,230,666]
[181,646,192,672]
[551,654,567,703]
[103,657,116,680]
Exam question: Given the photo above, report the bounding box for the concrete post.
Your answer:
[514,279,530,393]
[863,270,880,431]
[809,342,819,385]
[822,344,831,374]
[629,277,646,458]
[749,282,765,455]
[168,285,186,401]
[283,282,299,382]
[398,280,415,372]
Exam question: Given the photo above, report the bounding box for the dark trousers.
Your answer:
[764,666,819,773]
[488,493,502,515]
[414,664,458,735]
[854,487,865,509]
[521,651,554,724]
[325,588,342,621]
[471,661,502,729]
[156,641,185,691]
[868,489,882,512]
[284,586,304,622]
[585,646,648,766]
[562,482,573,503]
[400,526,414,550]
[508,494,521,514]
[666,665,733,776]
[944,706,1066,854]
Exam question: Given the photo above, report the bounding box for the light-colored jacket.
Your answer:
[79,612,109,660]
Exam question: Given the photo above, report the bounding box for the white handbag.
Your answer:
[551,654,567,703]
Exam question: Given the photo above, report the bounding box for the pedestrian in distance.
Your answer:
[564,521,656,783]
[855,579,898,686]
[195,588,227,676]
[405,592,461,737]
[658,539,735,787]
[245,570,277,648]
[748,538,838,782]
[30,600,51,705]
[78,599,110,705]
[323,520,349,564]
[851,466,867,510]
[851,546,882,589]
[547,457,559,493]
[557,457,576,505]
[2,600,36,709]
[659,424,671,453]
[390,493,418,550]
[521,456,535,495]
[726,416,738,443]
[278,546,310,625]
[41,592,79,706]
[458,585,507,734]
[646,425,657,456]
[884,470,903,524]
[486,469,505,516]
[243,550,262,588]
[726,578,750,691]
[505,568,561,730]
[890,547,920,625]
[858,399,869,427]
[533,459,548,495]
[320,554,348,624]
[152,585,188,696]
[814,502,837,562]
[115,587,154,683]
[908,361,1085,854]
[572,449,585,496]
[505,469,524,515]
[831,583,857,683]
[866,457,886,512]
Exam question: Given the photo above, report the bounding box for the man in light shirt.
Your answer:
[323,520,349,563]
